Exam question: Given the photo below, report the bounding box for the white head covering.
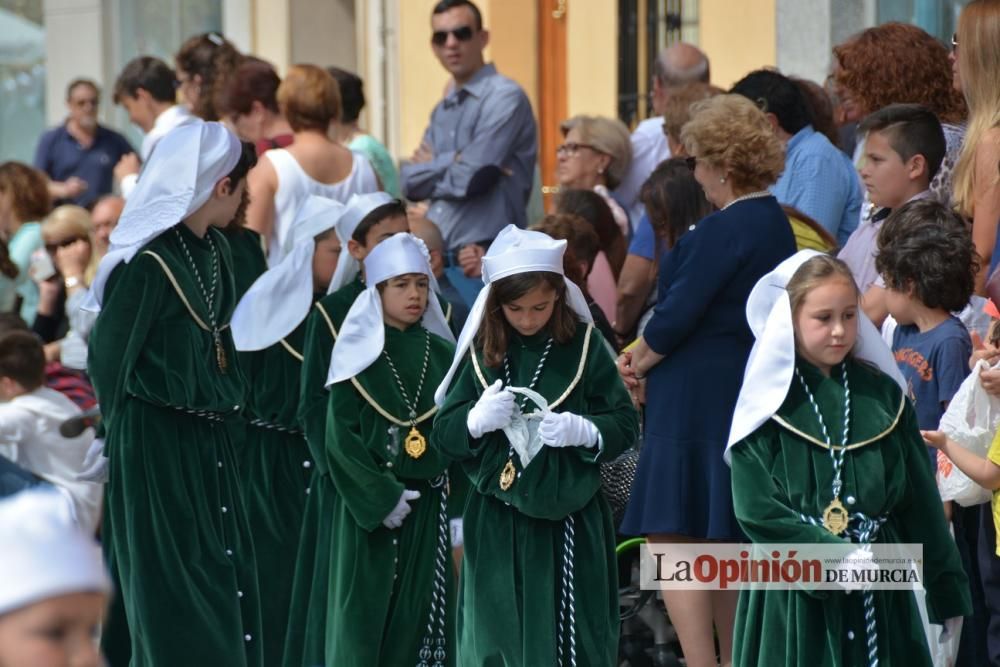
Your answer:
[326,232,454,386]
[724,249,906,463]
[84,122,243,311]
[326,191,398,294]
[433,224,593,406]
[0,489,111,615]
[231,195,346,351]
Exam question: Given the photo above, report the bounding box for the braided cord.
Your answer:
[417,473,450,667]
[794,364,851,496]
[384,329,432,423]
[796,364,880,667]
[557,514,577,667]
[174,228,220,331]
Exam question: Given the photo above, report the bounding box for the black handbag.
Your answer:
[599,445,640,528]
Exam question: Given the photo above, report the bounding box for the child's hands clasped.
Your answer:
[538,411,599,448]
[467,379,516,438]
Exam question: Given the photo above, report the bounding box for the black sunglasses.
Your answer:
[432,25,475,46]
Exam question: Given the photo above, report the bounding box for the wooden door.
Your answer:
[538,0,568,211]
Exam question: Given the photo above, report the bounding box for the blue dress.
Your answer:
[620,196,796,539]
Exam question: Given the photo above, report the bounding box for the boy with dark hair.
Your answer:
[841,103,946,325]
[112,56,199,198]
[876,199,977,457]
[731,68,862,244]
[0,331,101,531]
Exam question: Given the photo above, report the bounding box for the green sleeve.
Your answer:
[893,403,972,623]
[298,305,334,450]
[571,327,640,464]
[730,423,849,546]
[431,355,488,462]
[325,381,405,532]
[87,256,163,433]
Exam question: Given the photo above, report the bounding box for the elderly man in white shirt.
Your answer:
[615,42,710,226]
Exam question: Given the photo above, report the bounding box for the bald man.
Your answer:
[90,195,125,259]
[615,42,710,225]
[409,216,470,332]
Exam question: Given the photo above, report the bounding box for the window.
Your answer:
[617,0,698,128]
[877,0,969,42]
[106,0,222,145]
[0,1,45,163]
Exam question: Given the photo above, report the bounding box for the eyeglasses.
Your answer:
[71,98,98,108]
[685,156,697,171]
[432,25,475,46]
[556,142,598,157]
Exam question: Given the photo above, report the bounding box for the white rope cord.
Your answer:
[417,473,450,667]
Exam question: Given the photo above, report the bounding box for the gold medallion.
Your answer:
[822,497,849,535]
[215,338,228,374]
[499,458,517,491]
[404,426,426,459]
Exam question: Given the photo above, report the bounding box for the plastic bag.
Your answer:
[936,359,1000,507]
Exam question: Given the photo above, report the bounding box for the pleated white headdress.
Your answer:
[85,122,242,310]
[326,191,397,294]
[326,232,454,386]
[433,225,593,406]
[725,249,906,463]
[231,195,346,351]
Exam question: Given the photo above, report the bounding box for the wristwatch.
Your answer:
[64,276,82,290]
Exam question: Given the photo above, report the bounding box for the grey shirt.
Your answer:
[401,64,537,251]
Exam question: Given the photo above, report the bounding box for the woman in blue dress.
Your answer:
[619,94,797,667]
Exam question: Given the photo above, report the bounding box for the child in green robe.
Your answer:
[432,225,639,667]
[86,123,264,666]
[283,192,407,666]
[229,194,344,667]
[726,250,971,666]
[322,231,457,665]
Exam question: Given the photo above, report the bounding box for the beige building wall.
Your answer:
[566,0,618,118]
[699,0,777,89]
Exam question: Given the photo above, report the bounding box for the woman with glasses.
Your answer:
[618,94,796,667]
[555,116,632,324]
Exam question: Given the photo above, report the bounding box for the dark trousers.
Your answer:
[977,504,1000,665]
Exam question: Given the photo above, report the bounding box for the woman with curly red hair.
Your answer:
[833,22,966,206]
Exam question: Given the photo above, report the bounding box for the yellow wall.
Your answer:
[254,0,291,74]
[566,1,618,118]
[698,0,776,89]
[396,0,539,157]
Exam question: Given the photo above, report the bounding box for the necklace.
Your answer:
[175,228,227,373]
[382,329,432,459]
[795,363,852,535]
[722,190,771,211]
[497,337,554,490]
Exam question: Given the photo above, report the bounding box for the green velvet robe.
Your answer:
[283,278,365,667]
[323,324,457,665]
[238,316,312,667]
[432,324,640,667]
[88,224,262,666]
[730,358,972,667]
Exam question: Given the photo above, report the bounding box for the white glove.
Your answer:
[538,411,600,448]
[382,489,421,529]
[467,379,515,438]
[939,616,962,644]
[76,437,108,483]
[837,546,879,592]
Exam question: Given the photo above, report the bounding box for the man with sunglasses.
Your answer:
[33,79,135,208]
[401,0,537,307]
